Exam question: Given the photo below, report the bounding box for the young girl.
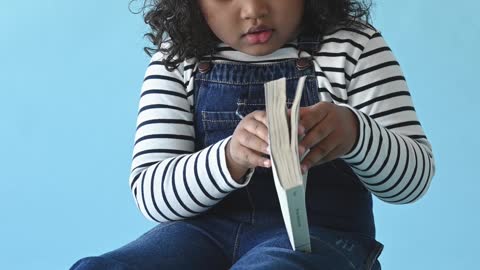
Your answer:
[71,0,435,269]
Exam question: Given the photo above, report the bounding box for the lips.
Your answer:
[244,25,273,45]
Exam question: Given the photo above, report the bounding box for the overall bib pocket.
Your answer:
[202,111,241,147]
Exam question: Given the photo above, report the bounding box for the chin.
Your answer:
[241,45,279,57]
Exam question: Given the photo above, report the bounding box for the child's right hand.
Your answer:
[226,110,271,182]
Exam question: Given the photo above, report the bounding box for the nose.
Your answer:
[240,0,269,20]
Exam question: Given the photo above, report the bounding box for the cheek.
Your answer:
[290,2,304,25]
[204,15,237,43]
[198,2,221,33]
[292,1,304,17]
[275,1,304,31]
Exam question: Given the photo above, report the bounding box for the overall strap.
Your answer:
[296,33,324,55]
[293,33,323,71]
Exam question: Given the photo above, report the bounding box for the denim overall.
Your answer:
[70,37,383,270]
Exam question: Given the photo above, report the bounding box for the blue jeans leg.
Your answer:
[69,221,230,270]
[231,226,382,270]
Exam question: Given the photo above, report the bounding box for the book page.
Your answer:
[290,76,307,188]
[264,77,311,253]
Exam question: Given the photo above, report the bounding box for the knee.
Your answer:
[69,256,136,270]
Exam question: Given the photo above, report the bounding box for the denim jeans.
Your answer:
[71,215,381,270]
[71,36,383,269]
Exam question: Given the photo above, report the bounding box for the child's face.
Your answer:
[198,0,304,56]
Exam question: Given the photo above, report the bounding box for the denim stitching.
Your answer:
[232,222,244,262]
[237,103,264,106]
[310,235,357,270]
[203,119,239,123]
[198,59,294,68]
[201,113,209,147]
[237,102,294,106]
[195,75,313,86]
[245,186,255,224]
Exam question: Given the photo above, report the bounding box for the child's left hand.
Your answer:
[297,102,359,174]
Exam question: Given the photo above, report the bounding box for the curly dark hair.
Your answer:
[133,0,373,71]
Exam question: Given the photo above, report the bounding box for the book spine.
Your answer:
[286,185,311,253]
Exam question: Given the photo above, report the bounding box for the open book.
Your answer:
[264,76,311,253]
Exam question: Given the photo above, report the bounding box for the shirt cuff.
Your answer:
[337,103,365,160]
[218,136,255,189]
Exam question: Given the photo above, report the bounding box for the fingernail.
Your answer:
[299,125,305,135]
[264,160,271,167]
[298,145,305,156]
[301,165,308,174]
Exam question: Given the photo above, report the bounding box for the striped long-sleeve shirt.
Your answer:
[129,26,435,223]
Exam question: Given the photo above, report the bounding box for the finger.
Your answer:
[237,146,271,168]
[252,110,268,127]
[238,129,270,155]
[300,134,338,170]
[298,125,306,136]
[316,145,344,165]
[243,118,270,147]
[301,145,343,174]
[299,102,330,131]
[299,116,335,152]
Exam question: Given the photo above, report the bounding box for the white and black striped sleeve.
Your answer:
[129,53,253,223]
[340,31,435,204]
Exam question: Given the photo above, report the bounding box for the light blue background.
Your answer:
[0,1,478,269]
